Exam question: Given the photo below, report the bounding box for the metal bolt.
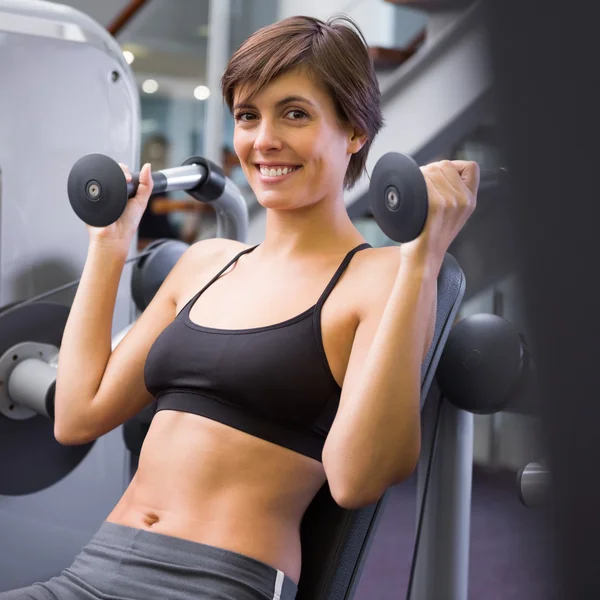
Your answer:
[86,181,101,202]
[386,188,400,210]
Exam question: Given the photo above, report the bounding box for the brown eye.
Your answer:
[235,112,256,122]
[285,109,308,120]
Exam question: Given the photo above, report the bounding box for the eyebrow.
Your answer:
[233,95,315,111]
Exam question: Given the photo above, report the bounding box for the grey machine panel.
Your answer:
[0,0,140,590]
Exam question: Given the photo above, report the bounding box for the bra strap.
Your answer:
[180,244,259,316]
[315,242,371,309]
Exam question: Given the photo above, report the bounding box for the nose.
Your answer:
[253,118,283,153]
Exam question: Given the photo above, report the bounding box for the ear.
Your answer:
[348,130,368,155]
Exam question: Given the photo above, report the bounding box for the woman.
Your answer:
[2,14,478,600]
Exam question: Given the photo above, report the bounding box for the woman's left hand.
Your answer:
[400,160,480,267]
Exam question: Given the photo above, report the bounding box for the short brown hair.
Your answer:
[221,15,383,190]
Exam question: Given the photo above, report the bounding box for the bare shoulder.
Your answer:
[347,245,402,318]
[185,236,249,268]
[352,244,402,272]
[347,244,438,363]
[173,237,250,302]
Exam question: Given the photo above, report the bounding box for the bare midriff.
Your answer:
[106,408,327,585]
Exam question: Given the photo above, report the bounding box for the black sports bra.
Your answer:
[144,242,371,462]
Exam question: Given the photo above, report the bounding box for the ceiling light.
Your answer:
[122,50,135,64]
[142,79,159,94]
[194,85,210,100]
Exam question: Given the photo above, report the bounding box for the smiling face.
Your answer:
[232,68,365,211]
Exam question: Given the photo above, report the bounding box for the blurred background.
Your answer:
[3,1,548,598]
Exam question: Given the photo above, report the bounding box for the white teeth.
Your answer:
[259,165,299,177]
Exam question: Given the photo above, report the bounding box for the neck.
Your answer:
[257,194,365,261]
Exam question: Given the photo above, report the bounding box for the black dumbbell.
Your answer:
[67,153,225,227]
[369,152,509,243]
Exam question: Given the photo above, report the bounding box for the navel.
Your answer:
[143,512,160,527]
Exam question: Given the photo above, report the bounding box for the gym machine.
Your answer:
[0,0,141,588]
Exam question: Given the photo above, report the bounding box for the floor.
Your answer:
[353,466,553,599]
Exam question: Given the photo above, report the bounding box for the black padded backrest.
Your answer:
[297,252,465,600]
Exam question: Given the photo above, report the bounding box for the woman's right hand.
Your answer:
[86,162,154,249]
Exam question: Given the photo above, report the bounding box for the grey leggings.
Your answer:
[0,522,298,600]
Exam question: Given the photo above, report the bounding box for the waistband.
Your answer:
[89,521,298,599]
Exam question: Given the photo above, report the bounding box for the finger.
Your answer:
[438,161,471,202]
[137,163,153,195]
[118,162,132,182]
[450,160,480,195]
[421,165,448,206]
[420,167,445,211]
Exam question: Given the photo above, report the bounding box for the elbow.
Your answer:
[54,426,75,445]
[330,485,375,510]
[394,455,419,486]
[53,408,79,445]
[391,439,421,486]
[54,424,81,446]
[53,419,94,446]
[53,392,96,446]
[328,475,385,510]
[329,452,421,511]
[334,491,381,511]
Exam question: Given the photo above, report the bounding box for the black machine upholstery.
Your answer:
[123,252,466,600]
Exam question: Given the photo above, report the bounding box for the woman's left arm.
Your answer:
[322,160,480,510]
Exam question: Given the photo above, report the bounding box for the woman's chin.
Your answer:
[254,191,299,210]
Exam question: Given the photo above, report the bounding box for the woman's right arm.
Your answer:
[53,239,133,442]
[53,236,234,445]
[53,161,237,445]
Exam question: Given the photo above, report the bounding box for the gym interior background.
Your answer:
[0,1,551,598]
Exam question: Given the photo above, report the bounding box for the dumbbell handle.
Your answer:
[478,167,510,192]
[127,164,207,198]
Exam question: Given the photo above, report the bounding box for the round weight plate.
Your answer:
[369,152,429,243]
[0,302,94,496]
[67,153,128,227]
